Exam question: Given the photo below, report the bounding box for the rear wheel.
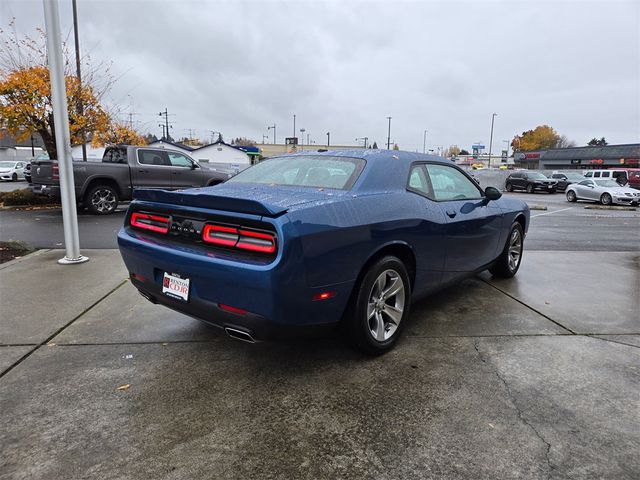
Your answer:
[490,222,524,278]
[347,256,411,355]
[600,193,612,205]
[85,185,119,215]
[566,190,577,202]
[11,173,17,182]
[526,184,534,194]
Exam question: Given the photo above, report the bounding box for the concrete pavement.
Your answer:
[0,249,639,479]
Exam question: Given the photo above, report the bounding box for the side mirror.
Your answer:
[484,186,502,201]
[191,162,198,170]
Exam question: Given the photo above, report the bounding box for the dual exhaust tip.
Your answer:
[224,327,256,344]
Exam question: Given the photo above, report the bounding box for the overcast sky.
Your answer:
[2,0,639,151]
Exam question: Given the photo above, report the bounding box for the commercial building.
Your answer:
[514,144,640,170]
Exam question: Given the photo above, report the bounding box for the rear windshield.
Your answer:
[226,155,365,190]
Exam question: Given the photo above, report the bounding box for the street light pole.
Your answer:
[423,129,428,154]
[293,114,296,139]
[300,128,305,150]
[43,0,88,265]
[71,0,86,162]
[386,116,392,150]
[326,131,330,147]
[268,124,276,144]
[488,113,497,168]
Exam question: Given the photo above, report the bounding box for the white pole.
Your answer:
[43,0,89,265]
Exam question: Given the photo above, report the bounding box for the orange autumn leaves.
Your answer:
[0,65,144,158]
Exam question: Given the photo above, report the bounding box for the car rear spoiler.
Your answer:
[132,188,288,217]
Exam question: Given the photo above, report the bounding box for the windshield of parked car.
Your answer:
[226,155,366,190]
[595,179,622,188]
[528,172,547,180]
[0,162,17,168]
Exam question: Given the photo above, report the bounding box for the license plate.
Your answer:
[162,272,190,302]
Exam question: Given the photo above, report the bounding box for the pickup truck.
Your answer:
[31,145,233,214]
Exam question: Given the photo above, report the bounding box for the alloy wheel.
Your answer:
[91,188,117,213]
[508,228,522,271]
[366,269,405,342]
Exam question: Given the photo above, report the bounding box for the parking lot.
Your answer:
[1,191,639,479]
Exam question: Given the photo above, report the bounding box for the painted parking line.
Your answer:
[531,206,575,218]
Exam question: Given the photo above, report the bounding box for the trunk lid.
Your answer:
[30,159,58,186]
[133,183,344,217]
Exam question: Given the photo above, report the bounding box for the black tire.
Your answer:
[11,173,17,182]
[346,256,411,355]
[505,183,513,192]
[526,183,534,194]
[600,193,612,206]
[566,190,577,202]
[549,189,556,194]
[85,184,119,215]
[489,222,524,278]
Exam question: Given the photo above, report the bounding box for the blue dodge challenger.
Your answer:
[118,150,529,354]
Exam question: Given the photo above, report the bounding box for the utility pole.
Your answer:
[30,134,35,156]
[43,0,88,264]
[423,130,428,154]
[158,108,173,141]
[268,123,276,144]
[488,113,497,168]
[71,0,86,162]
[386,116,392,150]
[326,131,330,147]
[293,114,296,139]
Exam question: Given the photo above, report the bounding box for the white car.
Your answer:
[0,161,27,181]
[566,178,640,206]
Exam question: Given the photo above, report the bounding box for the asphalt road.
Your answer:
[0,179,29,193]
[1,192,638,251]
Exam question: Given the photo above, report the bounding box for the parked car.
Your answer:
[548,172,586,192]
[30,145,234,214]
[566,178,640,206]
[0,161,27,181]
[118,150,530,354]
[505,171,557,193]
[584,169,640,190]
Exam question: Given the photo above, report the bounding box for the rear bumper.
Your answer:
[30,183,61,197]
[533,184,556,191]
[118,227,354,341]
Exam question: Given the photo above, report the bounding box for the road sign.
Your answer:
[285,137,298,145]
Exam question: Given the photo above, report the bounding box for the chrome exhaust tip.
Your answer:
[224,327,256,344]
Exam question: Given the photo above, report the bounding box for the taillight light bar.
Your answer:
[131,212,170,234]
[52,163,59,180]
[203,223,276,254]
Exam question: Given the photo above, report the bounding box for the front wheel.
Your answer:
[85,185,119,215]
[526,184,534,194]
[600,193,612,206]
[505,183,513,192]
[11,173,17,182]
[566,190,577,202]
[489,223,524,278]
[347,256,411,355]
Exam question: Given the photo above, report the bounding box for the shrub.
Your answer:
[0,188,59,206]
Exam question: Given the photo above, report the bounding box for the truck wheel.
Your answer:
[85,185,119,215]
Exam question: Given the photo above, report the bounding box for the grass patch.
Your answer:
[0,241,35,264]
[0,188,59,207]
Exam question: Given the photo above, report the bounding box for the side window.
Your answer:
[425,164,482,201]
[138,150,169,166]
[407,165,433,198]
[578,180,591,186]
[585,172,593,178]
[167,151,194,168]
[593,172,601,178]
[601,171,610,178]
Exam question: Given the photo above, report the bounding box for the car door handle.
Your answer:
[138,169,150,173]
[446,210,457,218]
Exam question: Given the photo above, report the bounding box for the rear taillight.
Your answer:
[202,223,276,254]
[131,212,170,234]
[52,163,59,180]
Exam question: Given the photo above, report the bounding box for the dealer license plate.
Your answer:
[162,272,190,302]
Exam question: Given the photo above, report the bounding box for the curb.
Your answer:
[0,248,52,270]
[0,204,61,211]
[584,205,637,211]
[527,204,548,211]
